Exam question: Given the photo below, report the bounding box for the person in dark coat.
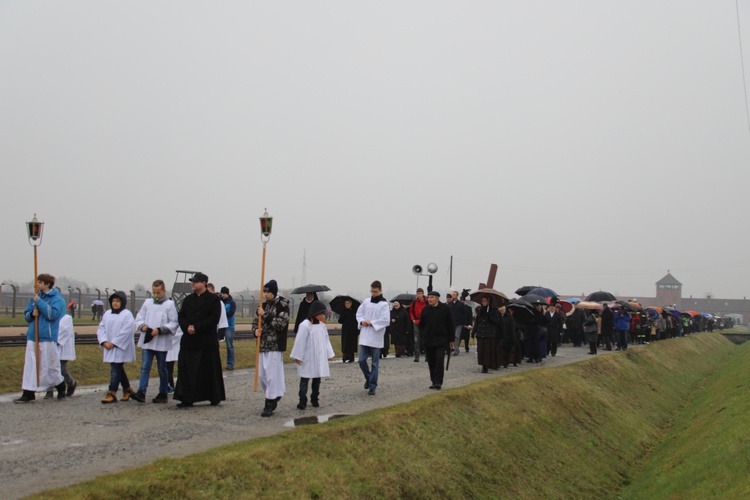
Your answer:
[567,307,586,347]
[497,306,518,368]
[525,306,545,363]
[584,309,600,355]
[600,305,614,351]
[294,292,319,333]
[337,299,359,363]
[472,297,500,373]
[545,304,565,357]
[419,291,454,389]
[389,301,410,357]
[175,272,225,408]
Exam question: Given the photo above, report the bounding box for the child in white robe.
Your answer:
[290,300,335,410]
[97,291,136,403]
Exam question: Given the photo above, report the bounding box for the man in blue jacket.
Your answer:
[614,306,631,351]
[15,273,67,403]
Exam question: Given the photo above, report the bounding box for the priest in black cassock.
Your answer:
[175,272,226,408]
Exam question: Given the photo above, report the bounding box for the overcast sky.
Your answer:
[1,1,749,302]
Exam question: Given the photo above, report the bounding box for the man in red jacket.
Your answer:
[409,288,427,362]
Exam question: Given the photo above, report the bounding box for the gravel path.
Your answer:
[0,344,600,499]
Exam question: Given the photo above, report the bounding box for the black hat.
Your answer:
[307,300,327,318]
[189,272,209,283]
[427,290,441,298]
[220,286,229,295]
[264,279,278,296]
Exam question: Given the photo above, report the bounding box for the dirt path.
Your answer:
[0,344,603,499]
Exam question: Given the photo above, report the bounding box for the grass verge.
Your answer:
[622,339,750,498]
[31,334,737,499]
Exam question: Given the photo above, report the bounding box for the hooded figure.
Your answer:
[290,300,335,409]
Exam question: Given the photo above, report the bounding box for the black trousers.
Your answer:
[426,345,447,387]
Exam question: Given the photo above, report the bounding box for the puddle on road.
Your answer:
[284,414,351,427]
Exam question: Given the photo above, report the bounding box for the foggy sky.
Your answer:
[1,1,749,302]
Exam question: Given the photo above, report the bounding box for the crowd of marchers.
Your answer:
[13,273,721,418]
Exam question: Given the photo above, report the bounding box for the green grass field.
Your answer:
[27,333,749,499]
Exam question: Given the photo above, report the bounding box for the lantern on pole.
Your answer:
[26,214,44,386]
[254,209,273,392]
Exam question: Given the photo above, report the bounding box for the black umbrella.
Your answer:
[291,284,331,295]
[515,285,541,296]
[391,293,417,305]
[521,294,548,306]
[329,295,360,316]
[526,287,558,299]
[586,291,617,302]
[508,299,535,324]
[615,300,639,312]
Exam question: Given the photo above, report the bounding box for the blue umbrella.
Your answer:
[564,297,582,304]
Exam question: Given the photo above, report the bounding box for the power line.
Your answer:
[737,0,750,135]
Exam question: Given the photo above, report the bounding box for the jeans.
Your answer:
[109,363,130,392]
[299,377,320,403]
[225,328,235,368]
[617,329,628,350]
[413,324,422,359]
[138,349,168,395]
[358,345,381,390]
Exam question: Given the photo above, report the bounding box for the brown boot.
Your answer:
[120,387,135,401]
[101,390,118,404]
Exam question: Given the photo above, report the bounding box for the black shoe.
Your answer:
[131,390,146,403]
[465,349,469,352]
[297,400,307,410]
[364,381,370,390]
[482,368,488,373]
[311,400,319,408]
[56,382,66,400]
[261,399,274,417]
[152,393,168,404]
[429,384,437,389]
[210,400,220,406]
[44,391,54,400]
[66,381,77,397]
[14,390,35,403]
[176,402,193,408]
[414,358,420,362]
[433,385,441,390]
[368,388,376,395]
[226,366,233,371]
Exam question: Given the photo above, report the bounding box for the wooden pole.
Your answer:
[34,245,40,387]
[253,239,268,392]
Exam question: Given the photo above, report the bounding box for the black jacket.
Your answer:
[420,301,455,348]
[178,290,222,351]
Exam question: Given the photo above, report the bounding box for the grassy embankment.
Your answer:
[31,334,748,499]
[0,338,330,394]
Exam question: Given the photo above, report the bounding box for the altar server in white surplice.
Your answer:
[290,300,335,410]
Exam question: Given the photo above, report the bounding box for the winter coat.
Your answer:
[388,306,410,345]
[178,290,222,351]
[614,311,631,331]
[472,305,500,339]
[420,301,455,348]
[24,287,66,342]
[252,295,290,352]
[584,311,599,343]
[338,306,359,353]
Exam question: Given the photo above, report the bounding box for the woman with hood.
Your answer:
[97,291,136,403]
[290,300,335,410]
[472,297,500,373]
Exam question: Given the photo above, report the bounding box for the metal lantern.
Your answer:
[259,208,273,239]
[26,213,44,246]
